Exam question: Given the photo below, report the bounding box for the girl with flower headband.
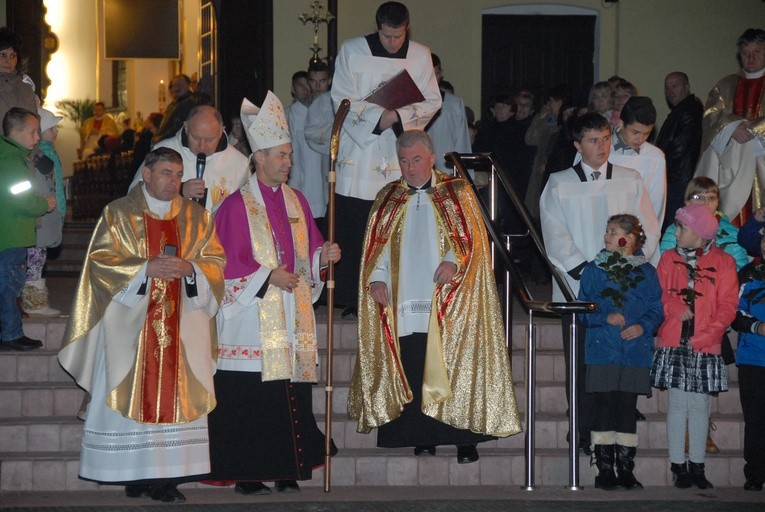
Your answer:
[651,204,739,489]
[577,214,663,490]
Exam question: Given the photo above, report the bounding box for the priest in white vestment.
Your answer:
[58,147,225,503]
[329,2,442,317]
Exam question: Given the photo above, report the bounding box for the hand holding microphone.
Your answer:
[191,153,207,206]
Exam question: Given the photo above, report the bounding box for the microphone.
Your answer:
[195,153,207,206]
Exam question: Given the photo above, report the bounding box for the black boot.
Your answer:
[593,444,619,490]
[615,444,643,490]
[671,462,693,488]
[688,461,713,489]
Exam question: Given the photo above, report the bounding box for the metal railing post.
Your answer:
[523,309,537,490]
[567,314,582,490]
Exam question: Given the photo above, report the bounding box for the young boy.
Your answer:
[540,112,660,452]
[575,96,667,229]
[0,107,55,350]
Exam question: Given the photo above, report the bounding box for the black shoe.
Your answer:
[125,484,152,498]
[235,481,271,495]
[0,336,42,351]
[341,306,357,319]
[457,444,479,464]
[688,461,713,489]
[275,480,300,493]
[413,445,436,456]
[744,478,764,491]
[671,462,693,488]
[150,483,186,503]
[578,438,593,456]
[635,409,646,421]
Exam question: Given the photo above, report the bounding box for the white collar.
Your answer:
[142,185,172,217]
[744,67,765,79]
[580,160,607,179]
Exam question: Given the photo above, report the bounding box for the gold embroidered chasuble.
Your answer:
[58,185,225,424]
[240,179,319,382]
[348,170,522,437]
[703,72,765,149]
[701,72,765,223]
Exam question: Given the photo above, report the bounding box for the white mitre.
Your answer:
[240,91,291,151]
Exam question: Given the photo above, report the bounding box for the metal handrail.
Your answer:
[447,152,596,491]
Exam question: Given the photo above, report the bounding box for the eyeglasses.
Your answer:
[0,50,18,60]
[690,194,718,203]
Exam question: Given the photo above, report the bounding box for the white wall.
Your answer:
[43,0,99,178]
[41,0,201,177]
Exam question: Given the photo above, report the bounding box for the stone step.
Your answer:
[0,408,746,457]
[22,313,576,353]
[16,317,742,386]
[0,447,747,491]
[0,376,745,419]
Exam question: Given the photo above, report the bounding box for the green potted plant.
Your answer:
[55,99,95,159]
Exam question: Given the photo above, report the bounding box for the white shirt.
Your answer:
[331,36,442,200]
[368,174,455,335]
[574,134,667,227]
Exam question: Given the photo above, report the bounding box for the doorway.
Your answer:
[481,7,597,116]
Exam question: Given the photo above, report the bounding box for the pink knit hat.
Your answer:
[675,204,718,240]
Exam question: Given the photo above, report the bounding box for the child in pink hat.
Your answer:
[651,203,739,489]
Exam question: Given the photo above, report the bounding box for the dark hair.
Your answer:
[94,101,106,109]
[440,80,454,94]
[145,147,183,168]
[492,93,514,106]
[2,106,38,136]
[573,112,610,142]
[547,83,573,104]
[147,112,163,130]
[737,28,765,47]
[0,27,22,63]
[620,96,656,126]
[607,213,646,249]
[307,61,330,75]
[375,2,410,29]
[291,70,309,84]
[431,53,441,68]
[396,129,433,154]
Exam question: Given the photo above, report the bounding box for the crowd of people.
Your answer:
[0,1,764,503]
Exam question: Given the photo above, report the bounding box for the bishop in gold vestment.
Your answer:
[348,130,521,463]
[58,148,225,502]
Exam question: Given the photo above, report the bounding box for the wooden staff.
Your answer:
[324,98,350,493]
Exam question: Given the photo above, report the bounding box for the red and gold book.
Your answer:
[363,69,425,110]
